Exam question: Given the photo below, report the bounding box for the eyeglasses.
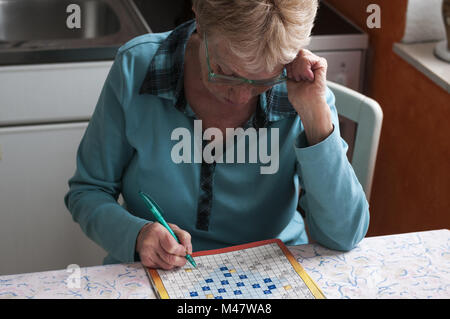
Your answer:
[204,32,288,87]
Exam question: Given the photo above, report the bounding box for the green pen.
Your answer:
[138,190,197,268]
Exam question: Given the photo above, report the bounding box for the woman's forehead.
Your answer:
[209,34,284,80]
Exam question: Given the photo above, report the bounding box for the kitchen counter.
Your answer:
[0,0,150,66]
[133,0,368,52]
[1,229,449,299]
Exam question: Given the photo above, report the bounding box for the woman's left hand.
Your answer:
[286,49,333,145]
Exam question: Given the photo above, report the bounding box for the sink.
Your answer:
[0,0,121,42]
[0,0,151,65]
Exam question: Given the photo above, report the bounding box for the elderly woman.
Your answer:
[64,0,369,270]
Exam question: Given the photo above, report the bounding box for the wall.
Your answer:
[325,0,450,236]
[133,0,191,32]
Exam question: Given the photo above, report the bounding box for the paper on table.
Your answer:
[145,239,325,299]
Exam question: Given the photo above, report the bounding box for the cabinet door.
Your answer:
[0,61,113,126]
[0,122,106,275]
[315,50,363,91]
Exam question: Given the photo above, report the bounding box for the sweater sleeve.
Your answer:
[64,53,150,263]
[294,87,370,251]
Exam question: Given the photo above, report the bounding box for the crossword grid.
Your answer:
[157,243,315,299]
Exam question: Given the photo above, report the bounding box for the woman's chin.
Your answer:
[223,96,250,107]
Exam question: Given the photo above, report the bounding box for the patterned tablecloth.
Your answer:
[1,229,449,299]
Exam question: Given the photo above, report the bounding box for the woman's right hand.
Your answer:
[136,222,193,270]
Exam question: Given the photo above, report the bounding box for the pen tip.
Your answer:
[187,255,197,268]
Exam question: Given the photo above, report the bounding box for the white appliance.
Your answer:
[0,61,112,275]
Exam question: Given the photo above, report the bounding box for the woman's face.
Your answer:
[197,33,284,108]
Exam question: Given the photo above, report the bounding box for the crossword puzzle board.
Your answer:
[146,239,325,299]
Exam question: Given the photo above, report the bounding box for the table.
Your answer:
[1,229,449,299]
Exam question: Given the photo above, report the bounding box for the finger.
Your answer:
[308,61,327,86]
[173,227,193,255]
[140,253,159,269]
[160,230,187,256]
[167,223,193,255]
[301,59,318,81]
[312,57,328,75]
[139,249,166,269]
[154,250,177,270]
[169,223,193,254]
[139,240,182,270]
[186,242,193,256]
[286,63,293,79]
[288,64,300,82]
[168,223,179,229]
[293,63,302,82]
[157,243,187,268]
[293,51,323,82]
[305,67,315,82]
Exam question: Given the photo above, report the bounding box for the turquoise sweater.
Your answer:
[64,22,369,265]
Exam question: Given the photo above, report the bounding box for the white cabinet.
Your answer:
[318,50,363,92]
[0,61,113,275]
[0,123,107,275]
[0,61,113,125]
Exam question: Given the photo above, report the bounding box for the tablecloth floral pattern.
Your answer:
[290,229,450,298]
[1,229,449,299]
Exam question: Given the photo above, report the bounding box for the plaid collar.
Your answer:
[139,19,297,124]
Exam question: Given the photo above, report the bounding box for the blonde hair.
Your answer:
[192,0,319,73]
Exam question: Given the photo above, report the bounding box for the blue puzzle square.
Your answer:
[218,288,226,293]
[202,286,210,291]
[236,282,245,287]
[190,291,198,297]
[220,267,228,271]
[252,284,260,288]
[234,290,242,295]
[205,278,214,283]
[221,280,229,285]
[263,278,272,283]
[263,290,272,294]
[215,296,223,299]
[239,275,248,279]
[268,284,276,290]
[224,273,232,277]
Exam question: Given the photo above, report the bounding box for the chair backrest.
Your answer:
[327,80,383,201]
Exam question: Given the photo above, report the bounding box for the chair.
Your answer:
[327,80,383,201]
